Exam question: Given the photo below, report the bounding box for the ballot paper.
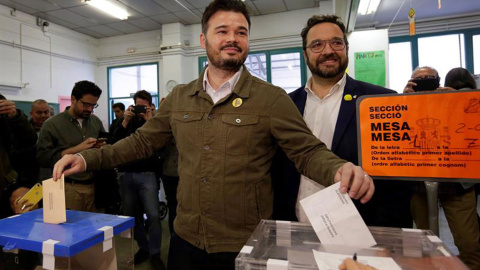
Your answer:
[299,182,376,248]
[42,175,66,224]
[313,250,401,270]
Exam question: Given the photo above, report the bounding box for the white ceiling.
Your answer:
[0,0,321,38]
[356,0,480,29]
[0,0,478,38]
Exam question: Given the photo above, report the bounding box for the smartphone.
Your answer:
[133,105,147,114]
[412,78,440,92]
[19,183,43,209]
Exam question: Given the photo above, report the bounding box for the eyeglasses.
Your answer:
[306,38,346,53]
[79,100,98,109]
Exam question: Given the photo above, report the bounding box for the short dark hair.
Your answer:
[71,80,102,100]
[444,67,477,90]
[31,99,48,110]
[0,94,5,100]
[202,0,250,34]
[112,102,125,111]
[133,90,152,105]
[300,14,349,50]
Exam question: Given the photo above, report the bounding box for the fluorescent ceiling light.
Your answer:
[85,0,129,20]
[358,0,381,15]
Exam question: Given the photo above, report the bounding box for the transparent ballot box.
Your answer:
[236,220,467,270]
[0,209,134,270]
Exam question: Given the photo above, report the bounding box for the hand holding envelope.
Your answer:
[300,182,376,248]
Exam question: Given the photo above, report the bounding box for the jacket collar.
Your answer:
[290,74,362,152]
[331,75,361,152]
[189,65,252,99]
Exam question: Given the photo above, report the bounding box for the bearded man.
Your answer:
[272,14,413,229]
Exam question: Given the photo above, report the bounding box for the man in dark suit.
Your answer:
[273,14,413,228]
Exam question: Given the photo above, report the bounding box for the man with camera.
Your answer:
[404,66,480,269]
[111,90,164,270]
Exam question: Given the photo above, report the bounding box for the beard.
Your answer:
[206,41,247,71]
[307,52,348,79]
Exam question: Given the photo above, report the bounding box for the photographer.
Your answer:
[0,94,38,269]
[112,90,164,270]
[0,94,38,217]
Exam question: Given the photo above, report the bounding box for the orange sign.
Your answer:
[358,90,480,181]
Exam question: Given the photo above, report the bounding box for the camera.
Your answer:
[132,105,147,114]
[412,78,440,92]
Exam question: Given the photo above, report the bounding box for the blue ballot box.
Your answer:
[0,209,134,269]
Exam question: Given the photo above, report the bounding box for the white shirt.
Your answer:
[203,66,243,104]
[296,73,347,223]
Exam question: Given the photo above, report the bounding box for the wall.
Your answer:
[0,4,98,111]
[347,29,390,87]
[0,2,388,127]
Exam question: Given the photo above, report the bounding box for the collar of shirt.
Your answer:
[203,66,243,104]
[304,73,347,100]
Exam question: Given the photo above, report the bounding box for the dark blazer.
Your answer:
[272,75,413,227]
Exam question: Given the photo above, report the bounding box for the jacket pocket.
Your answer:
[221,114,259,156]
[172,112,204,151]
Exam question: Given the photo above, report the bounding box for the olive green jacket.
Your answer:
[82,67,346,252]
[0,110,37,217]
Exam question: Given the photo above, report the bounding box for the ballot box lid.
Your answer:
[236,220,468,270]
[0,209,134,257]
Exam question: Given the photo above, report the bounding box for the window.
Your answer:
[108,63,159,124]
[271,52,303,93]
[390,30,477,89]
[199,48,306,93]
[388,42,412,92]
[418,34,465,85]
[473,34,480,74]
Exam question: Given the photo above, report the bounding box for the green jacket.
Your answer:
[0,110,37,217]
[37,111,105,181]
[82,67,346,252]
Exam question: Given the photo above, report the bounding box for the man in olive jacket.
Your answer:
[53,1,374,269]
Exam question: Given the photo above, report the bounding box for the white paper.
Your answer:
[42,239,59,270]
[266,259,289,270]
[313,250,401,270]
[300,182,376,248]
[98,226,114,252]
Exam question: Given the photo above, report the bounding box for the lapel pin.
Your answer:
[344,94,353,101]
[232,98,243,107]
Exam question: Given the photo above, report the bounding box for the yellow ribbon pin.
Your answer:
[344,94,353,101]
[232,98,243,107]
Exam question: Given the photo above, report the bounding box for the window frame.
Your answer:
[198,47,307,89]
[107,62,159,125]
[389,28,480,74]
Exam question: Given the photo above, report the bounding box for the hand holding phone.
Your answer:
[17,183,43,213]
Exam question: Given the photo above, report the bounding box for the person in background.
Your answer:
[29,99,50,135]
[109,102,125,133]
[272,14,413,228]
[51,1,374,269]
[37,81,105,212]
[48,105,55,117]
[404,66,480,269]
[0,94,39,270]
[444,67,477,90]
[112,90,164,270]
